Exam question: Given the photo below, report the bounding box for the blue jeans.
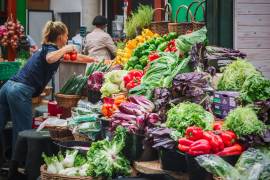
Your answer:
[0,80,34,157]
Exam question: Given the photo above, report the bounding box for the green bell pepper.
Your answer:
[134,64,143,70]
[128,56,139,67]
[167,32,178,40]
[139,55,148,67]
[157,42,169,52]
[148,44,156,51]
[155,37,164,47]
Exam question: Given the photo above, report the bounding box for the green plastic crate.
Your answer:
[0,62,21,80]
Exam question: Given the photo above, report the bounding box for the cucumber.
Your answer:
[66,75,82,94]
[75,76,88,95]
[60,74,76,94]
[86,64,96,76]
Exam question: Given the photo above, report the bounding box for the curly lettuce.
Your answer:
[166,102,214,136]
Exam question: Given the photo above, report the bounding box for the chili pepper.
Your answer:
[203,131,224,153]
[213,122,222,130]
[219,130,237,147]
[148,52,160,62]
[178,144,189,152]
[190,139,211,153]
[178,138,194,146]
[216,143,243,156]
[185,126,203,141]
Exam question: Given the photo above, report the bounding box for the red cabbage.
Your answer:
[88,71,104,91]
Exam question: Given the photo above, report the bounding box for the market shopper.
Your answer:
[0,21,95,154]
[84,15,117,61]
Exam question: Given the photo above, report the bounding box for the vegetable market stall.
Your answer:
[18,4,270,180]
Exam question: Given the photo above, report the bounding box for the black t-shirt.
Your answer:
[11,44,60,97]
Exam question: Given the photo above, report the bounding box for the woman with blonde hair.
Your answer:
[0,21,95,152]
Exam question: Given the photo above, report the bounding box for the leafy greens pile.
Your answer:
[166,102,214,136]
[86,126,131,177]
[223,107,266,137]
[240,73,270,104]
[217,59,261,91]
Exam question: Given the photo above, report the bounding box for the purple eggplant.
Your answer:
[128,95,155,112]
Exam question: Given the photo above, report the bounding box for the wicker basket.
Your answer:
[40,165,94,180]
[192,0,206,31]
[150,4,172,35]
[168,5,194,35]
[47,126,74,141]
[73,133,91,142]
[0,61,21,80]
[55,93,81,108]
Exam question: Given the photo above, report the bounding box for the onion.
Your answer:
[7,21,13,26]
[13,35,18,40]
[3,32,8,36]
[9,30,14,35]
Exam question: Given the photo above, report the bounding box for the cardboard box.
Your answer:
[27,0,50,10]
[212,91,240,119]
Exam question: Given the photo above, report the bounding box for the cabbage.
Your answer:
[100,82,120,97]
[105,70,128,84]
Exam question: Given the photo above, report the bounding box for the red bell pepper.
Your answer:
[123,70,144,90]
[188,139,211,155]
[213,122,222,130]
[165,40,177,52]
[148,52,160,62]
[178,138,194,146]
[190,139,211,151]
[219,130,237,147]
[216,143,243,156]
[203,131,224,153]
[185,126,203,141]
[178,144,190,152]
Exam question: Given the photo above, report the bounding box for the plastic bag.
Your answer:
[36,117,67,132]
[235,148,270,180]
[195,155,241,180]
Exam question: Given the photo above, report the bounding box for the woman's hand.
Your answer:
[62,45,77,54]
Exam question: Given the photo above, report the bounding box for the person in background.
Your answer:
[84,15,117,61]
[26,35,39,55]
[72,29,82,46]
[0,21,95,159]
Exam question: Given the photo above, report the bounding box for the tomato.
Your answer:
[63,53,70,60]
[70,52,77,61]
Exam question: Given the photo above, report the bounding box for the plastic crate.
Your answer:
[0,61,20,80]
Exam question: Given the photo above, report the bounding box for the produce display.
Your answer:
[41,22,270,180]
[114,28,158,66]
[124,32,178,70]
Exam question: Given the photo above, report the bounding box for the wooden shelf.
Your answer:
[134,161,189,180]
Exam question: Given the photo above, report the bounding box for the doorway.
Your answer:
[60,12,81,40]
